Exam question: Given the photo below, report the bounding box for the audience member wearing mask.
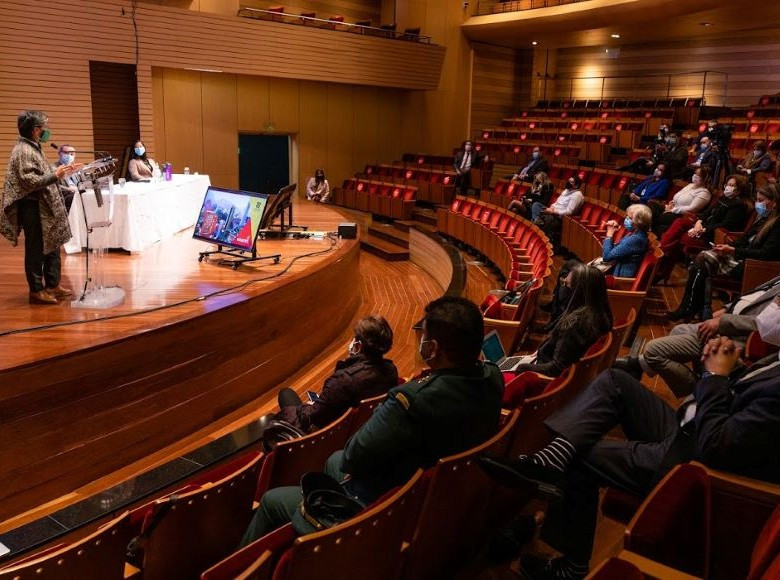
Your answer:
[532,175,584,249]
[653,166,712,236]
[615,274,780,397]
[654,175,751,284]
[453,140,484,195]
[481,299,780,580]
[681,136,716,181]
[127,140,159,181]
[54,144,79,212]
[669,183,780,322]
[736,140,773,184]
[240,297,504,546]
[511,147,548,183]
[507,171,554,215]
[501,265,613,407]
[306,169,330,202]
[617,163,671,210]
[601,204,652,277]
[274,316,398,433]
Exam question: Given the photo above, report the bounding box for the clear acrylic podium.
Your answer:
[71,176,126,309]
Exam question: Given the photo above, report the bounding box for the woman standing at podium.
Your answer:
[1,110,80,305]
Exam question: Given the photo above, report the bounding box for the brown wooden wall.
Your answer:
[242,0,381,24]
[89,62,140,168]
[471,42,534,131]
[0,0,446,184]
[550,30,780,107]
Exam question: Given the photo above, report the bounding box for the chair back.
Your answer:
[505,367,574,457]
[563,333,612,407]
[348,393,387,436]
[256,409,354,497]
[202,524,296,580]
[599,309,637,373]
[0,512,133,580]
[403,412,521,579]
[140,451,264,579]
[273,470,426,580]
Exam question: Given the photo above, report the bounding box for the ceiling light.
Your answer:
[531,41,538,46]
[610,34,620,38]
[700,22,713,27]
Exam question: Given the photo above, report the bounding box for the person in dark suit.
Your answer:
[482,299,780,579]
[512,147,548,183]
[453,140,484,195]
[275,315,398,433]
[681,136,717,181]
[240,296,504,546]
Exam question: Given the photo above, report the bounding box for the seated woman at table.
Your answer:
[502,265,613,407]
[669,182,780,321]
[654,174,750,284]
[653,166,712,236]
[127,140,159,182]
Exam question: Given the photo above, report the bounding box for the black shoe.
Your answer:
[477,455,563,499]
[520,555,588,580]
[612,356,643,380]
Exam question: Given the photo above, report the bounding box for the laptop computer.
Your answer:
[481,329,537,372]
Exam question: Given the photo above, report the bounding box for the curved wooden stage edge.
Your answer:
[0,200,360,524]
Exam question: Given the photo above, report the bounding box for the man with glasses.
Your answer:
[55,144,79,212]
[1,110,82,304]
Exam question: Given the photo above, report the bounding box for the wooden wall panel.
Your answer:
[376,88,404,162]
[269,78,301,134]
[326,84,355,187]
[352,86,380,170]
[552,30,780,106]
[298,82,330,186]
[471,42,534,131]
[89,62,140,168]
[237,76,271,132]
[201,73,239,189]
[160,68,204,172]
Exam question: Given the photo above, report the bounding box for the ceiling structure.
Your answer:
[461,0,780,49]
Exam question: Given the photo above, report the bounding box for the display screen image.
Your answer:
[193,186,268,251]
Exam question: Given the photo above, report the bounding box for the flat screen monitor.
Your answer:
[193,186,268,251]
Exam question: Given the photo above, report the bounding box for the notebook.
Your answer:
[481,330,537,372]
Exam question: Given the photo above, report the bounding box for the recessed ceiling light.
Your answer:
[610,34,620,38]
[531,41,538,46]
[700,22,713,26]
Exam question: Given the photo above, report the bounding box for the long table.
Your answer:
[65,174,211,254]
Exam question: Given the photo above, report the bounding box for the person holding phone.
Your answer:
[274,315,398,433]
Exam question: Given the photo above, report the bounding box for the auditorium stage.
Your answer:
[0,200,362,525]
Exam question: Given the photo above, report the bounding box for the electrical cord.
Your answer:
[0,235,339,338]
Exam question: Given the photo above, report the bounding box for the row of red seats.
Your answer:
[477,140,599,165]
[331,179,418,219]
[489,118,651,133]
[533,97,701,110]
[359,164,457,205]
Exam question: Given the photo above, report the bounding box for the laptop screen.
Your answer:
[481,330,506,364]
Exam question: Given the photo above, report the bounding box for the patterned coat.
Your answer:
[1,138,71,254]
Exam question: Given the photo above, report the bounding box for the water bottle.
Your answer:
[164,162,172,181]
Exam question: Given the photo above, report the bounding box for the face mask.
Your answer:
[755,300,780,346]
[623,217,634,231]
[753,150,763,157]
[348,338,360,357]
[60,153,74,165]
[464,144,472,152]
[755,201,770,218]
[666,138,677,145]
[723,185,736,197]
[532,151,540,159]
[700,143,709,151]
[692,174,702,185]
[134,146,145,156]
[653,169,662,178]
[419,338,436,362]
[39,129,51,143]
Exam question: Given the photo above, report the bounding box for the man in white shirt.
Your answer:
[531,175,584,249]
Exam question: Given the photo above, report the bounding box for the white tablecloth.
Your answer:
[65,174,211,253]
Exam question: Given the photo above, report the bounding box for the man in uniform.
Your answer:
[240,296,504,545]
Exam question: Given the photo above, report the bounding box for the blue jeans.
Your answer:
[531,201,545,221]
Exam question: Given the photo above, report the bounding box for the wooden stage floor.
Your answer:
[0,200,350,370]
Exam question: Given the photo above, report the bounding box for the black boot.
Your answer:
[668,265,706,321]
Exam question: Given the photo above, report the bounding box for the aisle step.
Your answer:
[367,225,409,248]
[411,208,438,226]
[360,234,410,261]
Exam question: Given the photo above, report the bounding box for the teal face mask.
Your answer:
[39,129,51,143]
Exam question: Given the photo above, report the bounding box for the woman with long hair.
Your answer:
[306,168,330,202]
[669,182,780,321]
[127,139,159,181]
[507,171,553,215]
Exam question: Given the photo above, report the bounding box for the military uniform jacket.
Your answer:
[278,354,398,432]
[339,362,504,503]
